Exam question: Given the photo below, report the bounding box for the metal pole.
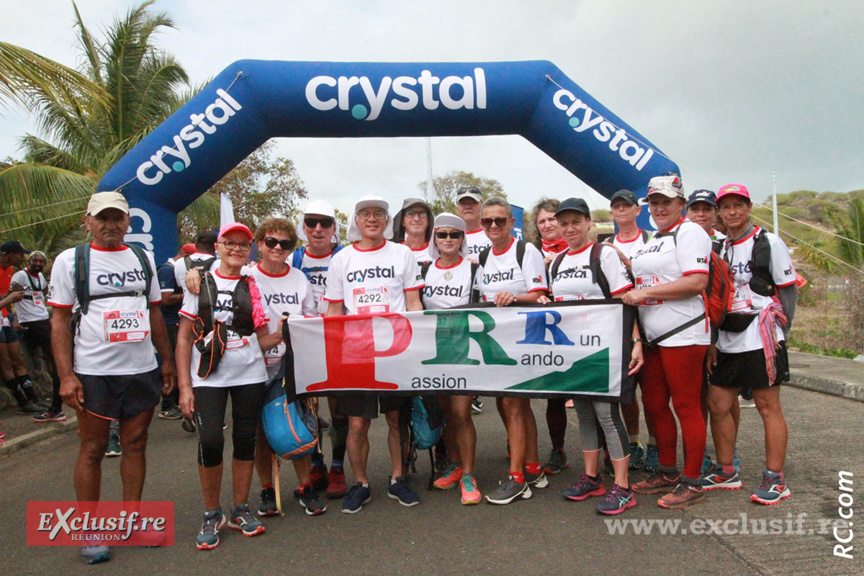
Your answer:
[772,171,779,234]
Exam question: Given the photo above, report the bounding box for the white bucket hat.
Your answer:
[428,213,468,259]
[346,195,393,242]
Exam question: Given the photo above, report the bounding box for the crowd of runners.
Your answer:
[0,176,799,562]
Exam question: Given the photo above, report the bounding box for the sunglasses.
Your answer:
[480,217,509,229]
[304,217,335,229]
[220,240,252,251]
[263,237,294,250]
[435,231,464,239]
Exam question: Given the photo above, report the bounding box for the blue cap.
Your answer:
[686,189,717,208]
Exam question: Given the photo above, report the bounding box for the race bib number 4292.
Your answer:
[102,310,149,343]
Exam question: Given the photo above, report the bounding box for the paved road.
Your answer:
[1,385,861,576]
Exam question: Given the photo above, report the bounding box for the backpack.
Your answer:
[70,243,154,333]
[715,228,776,332]
[548,243,612,299]
[191,272,255,378]
[290,244,343,270]
[419,260,482,305]
[410,395,444,450]
[642,225,736,347]
[184,254,217,277]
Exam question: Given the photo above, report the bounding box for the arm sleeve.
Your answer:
[769,234,797,287]
[146,252,162,304]
[600,246,634,295]
[301,277,317,317]
[521,244,549,292]
[402,246,425,291]
[179,288,199,320]
[46,251,75,308]
[323,251,345,302]
[676,223,711,276]
[777,283,798,336]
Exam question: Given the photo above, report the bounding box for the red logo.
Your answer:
[27,501,174,546]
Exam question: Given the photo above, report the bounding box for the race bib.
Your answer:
[730,283,753,313]
[264,342,287,366]
[635,276,663,305]
[102,310,149,343]
[353,286,390,314]
[32,291,45,306]
[225,329,249,350]
[555,295,585,302]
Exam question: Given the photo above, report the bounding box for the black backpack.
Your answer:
[548,243,612,299]
[191,272,255,378]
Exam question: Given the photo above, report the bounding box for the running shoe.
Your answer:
[228,504,265,536]
[433,464,464,490]
[632,471,680,494]
[181,416,196,433]
[750,471,791,505]
[341,483,371,514]
[525,468,549,489]
[33,409,67,423]
[298,485,328,516]
[80,545,110,564]
[460,474,481,505]
[733,450,740,474]
[658,482,705,509]
[310,462,329,492]
[563,473,606,501]
[257,486,279,517]
[542,448,569,475]
[628,442,644,470]
[701,463,742,491]
[158,406,182,420]
[701,450,713,476]
[196,509,226,550]
[485,474,532,505]
[388,477,420,507]
[596,484,637,515]
[327,467,348,499]
[642,444,659,473]
[105,434,121,457]
[471,397,483,414]
[434,453,451,474]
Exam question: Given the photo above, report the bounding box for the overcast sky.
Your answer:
[2,0,862,216]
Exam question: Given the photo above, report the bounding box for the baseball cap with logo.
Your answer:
[610,189,639,207]
[87,191,129,215]
[644,174,685,202]
[686,189,717,208]
[456,186,483,204]
[716,183,752,204]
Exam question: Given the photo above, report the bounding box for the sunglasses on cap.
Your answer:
[435,231,464,239]
[263,237,294,250]
[480,217,508,229]
[304,217,335,229]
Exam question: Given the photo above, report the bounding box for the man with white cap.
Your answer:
[290,199,349,498]
[48,191,176,564]
[455,186,492,259]
[324,195,425,513]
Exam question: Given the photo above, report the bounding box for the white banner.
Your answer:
[287,302,636,399]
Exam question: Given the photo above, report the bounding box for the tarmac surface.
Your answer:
[0,351,861,575]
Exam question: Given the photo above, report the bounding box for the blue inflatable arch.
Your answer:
[98,60,678,263]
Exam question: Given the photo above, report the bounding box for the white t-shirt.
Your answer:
[422,258,483,310]
[174,252,218,295]
[248,263,317,379]
[717,227,796,353]
[630,219,711,347]
[325,241,424,315]
[549,243,633,300]
[465,229,492,260]
[610,229,650,260]
[11,269,49,322]
[406,242,432,264]
[292,247,340,314]
[179,271,268,388]
[479,239,548,300]
[48,244,162,376]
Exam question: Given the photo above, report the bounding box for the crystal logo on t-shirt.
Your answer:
[264,292,299,306]
[553,267,589,281]
[484,269,514,284]
[96,269,149,287]
[346,266,395,283]
[424,285,464,298]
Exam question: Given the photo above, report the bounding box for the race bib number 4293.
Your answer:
[102,310,149,343]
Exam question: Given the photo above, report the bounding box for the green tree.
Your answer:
[417,170,506,214]
[0,1,189,255]
[178,141,308,240]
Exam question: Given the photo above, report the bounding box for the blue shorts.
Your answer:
[77,367,162,420]
[0,325,20,343]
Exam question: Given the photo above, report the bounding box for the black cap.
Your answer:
[555,197,591,219]
[686,189,717,208]
[610,189,638,206]
[0,241,30,254]
[196,230,217,245]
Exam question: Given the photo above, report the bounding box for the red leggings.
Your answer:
[641,345,708,480]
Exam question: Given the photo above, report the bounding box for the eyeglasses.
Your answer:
[263,237,294,250]
[357,209,388,221]
[304,217,335,229]
[405,209,428,219]
[480,217,509,229]
[435,231,464,239]
[219,240,252,252]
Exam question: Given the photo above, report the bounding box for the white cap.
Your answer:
[429,213,468,259]
[298,199,339,243]
[644,174,685,201]
[346,195,393,242]
[88,191,129,215]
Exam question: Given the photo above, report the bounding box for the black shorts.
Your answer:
[334,394,411,420]
[0,325,20,343]
[711,342,789,390]
[77,367,162,420]
[21,319,51,349]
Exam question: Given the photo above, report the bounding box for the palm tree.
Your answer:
[0,0,189,255]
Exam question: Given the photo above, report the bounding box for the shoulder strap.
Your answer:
[126,244,153,309]
[478,246,490,267]
[590,243,612,299]
[419,261,433,280]
[198,272,217,335]
[469,262,481,304]
[291,246,305,269]
[642,229,650,243]
[332,244,344,254]
[230,276,255,336]
[516,240,526,268]
[74,244,90,314]
[549,250,568,282]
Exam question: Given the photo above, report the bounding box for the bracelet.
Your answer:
[632,338,643,344]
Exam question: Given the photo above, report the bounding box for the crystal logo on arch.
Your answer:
[305,68,487,121]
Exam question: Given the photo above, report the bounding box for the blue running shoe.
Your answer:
[388,477,420,507]
[750,471,790,505]
[628,442,644,470]
[596,484,637,515]
[341,482,372,514]
[701,463,743,490]
[563,473,606,501]
[196,509,226,550]
[228,504,265,537]
[733,450,740,474]
[642,444,659,473]
[701,450,713,476]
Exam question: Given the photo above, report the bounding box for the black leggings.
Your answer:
[193,383,266,467]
